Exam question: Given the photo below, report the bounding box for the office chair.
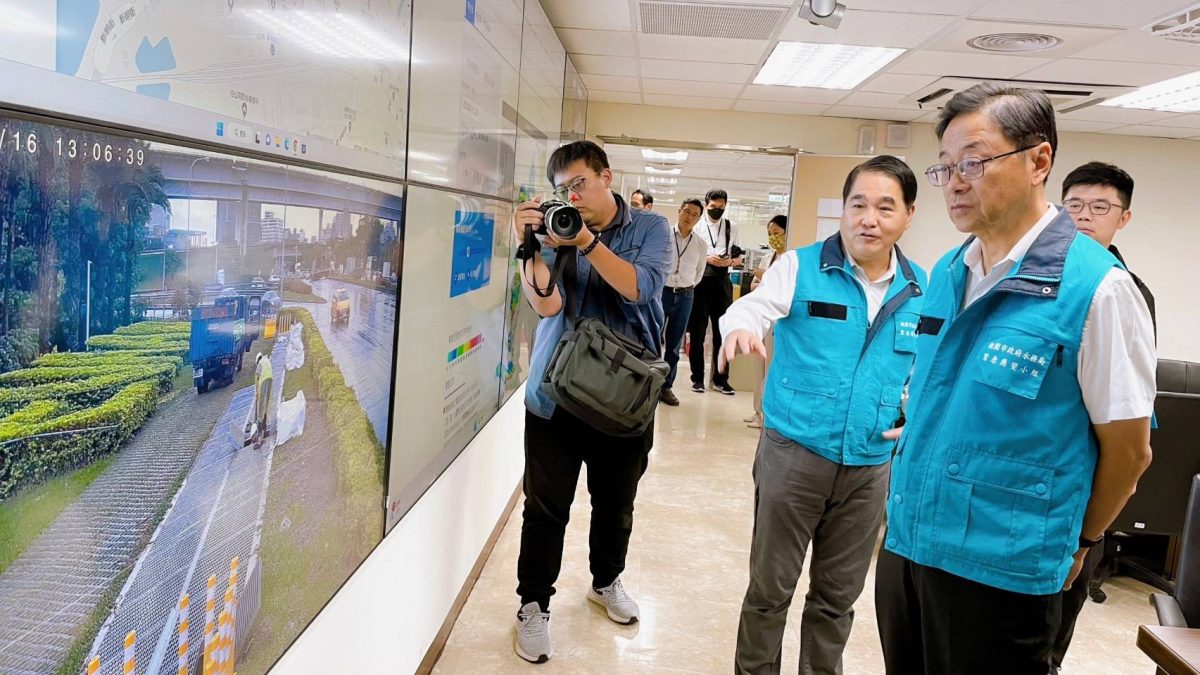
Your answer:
[1151,474,1200,627]
[1091,359,1200,601]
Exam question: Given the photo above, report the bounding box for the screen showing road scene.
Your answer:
[0,114,399,674]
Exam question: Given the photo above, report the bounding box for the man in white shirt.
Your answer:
[876,83,1155,674]
[719,156,926,674]
[688,188,742,395]
[659,198,708,406]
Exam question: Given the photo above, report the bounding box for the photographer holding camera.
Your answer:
[511,141,671,665]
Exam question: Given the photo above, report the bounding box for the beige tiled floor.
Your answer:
[434,368,1160,674]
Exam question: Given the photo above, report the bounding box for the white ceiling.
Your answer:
[605,143,795,205]
[542,0,1200,139]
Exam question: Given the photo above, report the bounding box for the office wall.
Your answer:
[589,102,1200,362]
[270,386,527,675]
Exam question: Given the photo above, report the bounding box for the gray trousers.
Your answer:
[735,428,890,675]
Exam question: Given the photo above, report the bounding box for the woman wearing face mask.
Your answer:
[745,215,787,428]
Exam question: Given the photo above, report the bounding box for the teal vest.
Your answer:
[763,235,926,467]
[884,209,1121,595]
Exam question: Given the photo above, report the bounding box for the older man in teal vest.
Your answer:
[876,84,1156,674]
[721,155,926,675]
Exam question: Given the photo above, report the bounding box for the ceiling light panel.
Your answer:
[1101,70,1200,112]
[645,165,683,175]
[754,42,906,89]
[647,176,679,185]
[642,148,689,162]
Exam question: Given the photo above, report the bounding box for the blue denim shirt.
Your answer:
[525,193,671,419]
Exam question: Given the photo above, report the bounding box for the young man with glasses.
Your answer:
[689,188,742,395]
[1051,161,1155,672]
[511,140,672,664]
[876,84,1156,673]
[1061,161,1154,331]
[659,198,707,406]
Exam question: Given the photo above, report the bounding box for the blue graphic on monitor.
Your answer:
[56,0,100,75]
[135,83,172,100]
[450,210,494,298]
[135,37,177,73]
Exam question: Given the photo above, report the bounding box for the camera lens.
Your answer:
[540,200,584,240]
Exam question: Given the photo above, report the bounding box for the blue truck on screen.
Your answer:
[189,293,248,393]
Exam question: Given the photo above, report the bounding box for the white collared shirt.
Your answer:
[719,240,900,343]
[961,203,1156,424]
[665,225,709,289]
[700,215,740,257]
[845,248,897,323]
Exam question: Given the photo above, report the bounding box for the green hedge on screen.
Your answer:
[86,334,189,354]
[113,321,191,337]
[32,352,183,371]
[0,362,174,416]
[0,400,67,428]
[0,380,159,497]
[0,366,112,387]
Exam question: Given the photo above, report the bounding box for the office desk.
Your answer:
[1138,625,1200,674]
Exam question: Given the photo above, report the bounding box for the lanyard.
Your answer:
[705,218,721,250]
[674,229,694,275]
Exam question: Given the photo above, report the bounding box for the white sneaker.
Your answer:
[587,577,640,625]
[514,602,552,663]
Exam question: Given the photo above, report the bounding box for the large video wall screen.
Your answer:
[0,0,581,670]
[0,114,399,674]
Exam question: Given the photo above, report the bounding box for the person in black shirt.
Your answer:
[1052,161,1156,671]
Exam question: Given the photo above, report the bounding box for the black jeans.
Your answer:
[876,548,1062,675]
[688,273,732,387]
[516,408,653,610]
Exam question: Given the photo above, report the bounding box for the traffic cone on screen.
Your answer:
[123,631,136,675]
[178,593,191,675]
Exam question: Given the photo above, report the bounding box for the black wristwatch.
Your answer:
[1078,534,1103,550]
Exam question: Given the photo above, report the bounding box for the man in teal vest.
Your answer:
[876,83,1156,674]
[721,155,926,674]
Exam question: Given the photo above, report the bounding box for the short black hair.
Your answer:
[547,140,609,186]
[1061,161,1134,208]
[842,155,918,208]
[631,189,653,206]
[768,215,788,232]
[680,198,703,212]
[935,83,1057,182]
[705,189,728,204]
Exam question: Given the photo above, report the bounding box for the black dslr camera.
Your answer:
[534,199,584,240]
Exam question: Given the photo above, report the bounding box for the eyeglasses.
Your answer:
[552,175,592,201]
[1063,199,1125,216]
[925,144,1040,187]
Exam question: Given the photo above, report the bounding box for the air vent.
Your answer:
[886,124,911,149]
[902,76,1137,113]
[639,1,788,40]
[1148,4,1200,45]
[967,33,1064,53]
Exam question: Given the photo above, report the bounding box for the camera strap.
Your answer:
[522,218,580,299]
